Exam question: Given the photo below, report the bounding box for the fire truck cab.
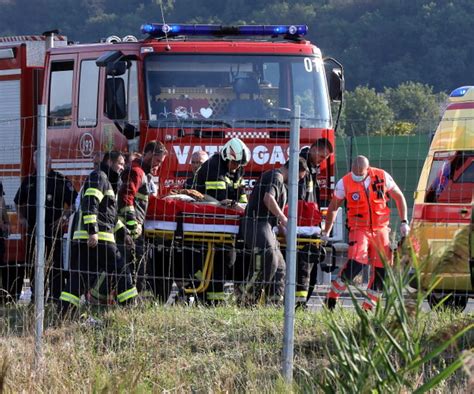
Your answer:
[411,86,474,311]
[0,24,344,296]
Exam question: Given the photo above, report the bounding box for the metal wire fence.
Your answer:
[0,111,472,390]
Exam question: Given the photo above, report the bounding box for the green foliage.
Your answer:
[384,121,416,136]
[341,86,394,136]
[0,1,473,93]
[385,82,445,134]
[319,249,474,393]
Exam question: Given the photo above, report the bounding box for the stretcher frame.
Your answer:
[145,225,325,295]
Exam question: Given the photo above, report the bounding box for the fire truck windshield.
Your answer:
[145,54,331,128]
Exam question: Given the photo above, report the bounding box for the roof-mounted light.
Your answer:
[450,86,474,97]
[140,23,308,38]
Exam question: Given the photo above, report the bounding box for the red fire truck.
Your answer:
[0,24,344,295]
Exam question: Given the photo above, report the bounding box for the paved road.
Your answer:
[307,291,474,313]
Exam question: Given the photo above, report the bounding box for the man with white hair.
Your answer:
[184,150,209,189]
[323,155,410,311]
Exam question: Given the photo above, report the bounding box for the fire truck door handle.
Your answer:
[460,208,468,214]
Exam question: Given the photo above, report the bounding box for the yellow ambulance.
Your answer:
[410,86,473,311]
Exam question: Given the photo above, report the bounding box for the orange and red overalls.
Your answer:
[327,167,392,310]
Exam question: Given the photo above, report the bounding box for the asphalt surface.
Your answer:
[307,287,474,313]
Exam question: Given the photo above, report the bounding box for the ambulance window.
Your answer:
[48,61,74,127]
[425,151,474,203]
[78,60,99,127]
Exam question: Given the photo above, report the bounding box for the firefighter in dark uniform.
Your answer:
[59,151,138,315]
[296,138,333,307]
[118,141,167,296]
[193,138,250,303]
[241,158,309,305]
[14,152,77,303]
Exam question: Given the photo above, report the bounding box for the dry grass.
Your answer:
[0,303,472,392]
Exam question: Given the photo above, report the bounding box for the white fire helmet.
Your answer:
[220,138,251,165]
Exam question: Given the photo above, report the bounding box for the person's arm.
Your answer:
[389,185,408,223]
[14,182,28,231]
[323,196,345,235]
[388,184,410,236]
[81,172,104,248]
[263,192,287,227]
[61,177,78,221]
[119,168,140,236]
[0,197,9,234]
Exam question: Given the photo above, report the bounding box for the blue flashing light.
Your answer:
[450,86,474,97]
[141,23,308,38]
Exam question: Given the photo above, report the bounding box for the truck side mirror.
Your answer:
[105,78,126,120]
[329,68,344,102]
[106,61,127,77]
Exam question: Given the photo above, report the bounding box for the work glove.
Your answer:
[400,222,410,237]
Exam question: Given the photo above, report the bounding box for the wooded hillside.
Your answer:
[1,0,472,92]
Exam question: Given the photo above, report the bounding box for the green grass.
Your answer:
[0,302,472,392]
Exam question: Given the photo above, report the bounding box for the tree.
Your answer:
[342,86,394,136]
[385,82,444,134]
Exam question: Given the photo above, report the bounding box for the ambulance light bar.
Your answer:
[141,23,308,38]
[450,86,474,97]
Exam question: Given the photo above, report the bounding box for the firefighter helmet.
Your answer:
[221,138,251,165]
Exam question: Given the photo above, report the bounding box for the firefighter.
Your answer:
[59,151,137,316]
[0,181,11,302]
[298,138,333,204]
[192,138,251,303]
[118,141,168,294]
[193,137,250,205]
[184,150,208,189]
[323,156,410,311]
[296,138,333,308]
[14,151,77,303]
[241,158,309,305]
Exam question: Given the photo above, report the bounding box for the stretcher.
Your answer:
[145,198,242,295]
[144,197,328,297]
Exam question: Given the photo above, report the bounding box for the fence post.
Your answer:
[34,104,47,367]
[282,105,301,384]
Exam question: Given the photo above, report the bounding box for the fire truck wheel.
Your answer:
[427,293,468,312]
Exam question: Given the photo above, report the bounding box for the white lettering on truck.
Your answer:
[174,145,288,165]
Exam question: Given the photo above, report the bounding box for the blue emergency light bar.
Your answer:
[450,86,474,97]
[141,23,308,38]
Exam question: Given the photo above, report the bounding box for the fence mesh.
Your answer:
[0,113,472,392]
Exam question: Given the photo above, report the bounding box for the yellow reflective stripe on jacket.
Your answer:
[205,181,227,190]
[114,219,125,233]
[117,287,138,303]
[239,194,248,203]
[135,192,149,201]
[120,205,135,214]
[84,187,104,202]
[73,230,115,243]
[83,214,97,224]
[126,220,138,227]
[59,291,80,307]
[104,189,115,197]
[295,291,308,298]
